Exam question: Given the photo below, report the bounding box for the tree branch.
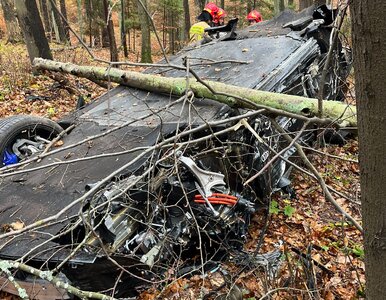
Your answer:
[33,58,357,127]
[0,260,117,300]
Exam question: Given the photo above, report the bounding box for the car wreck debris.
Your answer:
[0,5,356,299]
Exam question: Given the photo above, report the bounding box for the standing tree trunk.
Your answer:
[274,0,285,15]
[39,0,51,38]
[48,0,68,43]
[163,0,182,53]
[84,0,100,47]
[103,0,119,61]
[76,0,84,41]
[59,0,70,42]
[100,1,110,48]
[136,0,152,63]
[314,0,325,6]
[351,1,386,299]
[299,0,313,10]
[1,0,23,43]
[183,0,190,42]
[120,0,128,57]
[247,0,252,13]
[195,0,205,11]
[14,0,52,63]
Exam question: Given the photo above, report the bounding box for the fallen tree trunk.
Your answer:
[33,58,357,127]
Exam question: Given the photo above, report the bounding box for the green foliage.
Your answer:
[357,286,365,298]
[124,18,140,30]
[269,200,279,214]
[122,0,141,30]
[269,200,296,218]
[326,238,364,260]
[160,0,183,13]
[47,107,56,118]
[286,2,296,10]
[351,245,364,258]
[323,221,350,232]
[284,204,296,218]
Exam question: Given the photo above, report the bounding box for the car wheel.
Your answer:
[0,115,63,166]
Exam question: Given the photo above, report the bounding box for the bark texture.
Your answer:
[33,58,357,127]
[274,0,285,15]
[299,0,312,10]
[352,1,386,299]
[1,0,22,43]
[136,0,152,63]
[48,0,67,43]
[59,0,70,42]
[183,0,190,41]
[39,0,51,35]
[120,0,128,57]
[195,0,205,11]
[15,0,52,63]
[103,0,119,61]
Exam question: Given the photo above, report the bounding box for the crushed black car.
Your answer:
[0,6,351,299]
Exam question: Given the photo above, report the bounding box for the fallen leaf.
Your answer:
[54,140,64,147]
[10,220,24,231]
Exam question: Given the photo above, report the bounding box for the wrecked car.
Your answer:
[0,6,350,299]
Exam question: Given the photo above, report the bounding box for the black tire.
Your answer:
[0,115,63,166]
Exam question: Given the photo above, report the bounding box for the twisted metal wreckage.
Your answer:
[0,5,353,299]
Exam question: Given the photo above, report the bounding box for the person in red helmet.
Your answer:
[213,8,227,26]
[247,10,263,24]
[203,2,223,26]
[189,2,226,42]
[204,2,219,18]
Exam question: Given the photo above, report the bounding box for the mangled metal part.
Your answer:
[140,243,162,267]
[178,154,226,197]
[78,134,285,289]
[255,38,320,94]
[85,175,141,251]
[12,138,44,157]
[104,208,141,252]
[231,247,283,279]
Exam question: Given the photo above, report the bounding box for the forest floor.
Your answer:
[0,37,364,299]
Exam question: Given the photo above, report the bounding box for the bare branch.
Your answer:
[0,260,117,300]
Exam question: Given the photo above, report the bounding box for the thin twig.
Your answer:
[303,145,358,163]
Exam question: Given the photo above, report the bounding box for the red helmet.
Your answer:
[213,8,227,25]
[204,2,219,16]
[217,8,227,18]
[247,10,263,23]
